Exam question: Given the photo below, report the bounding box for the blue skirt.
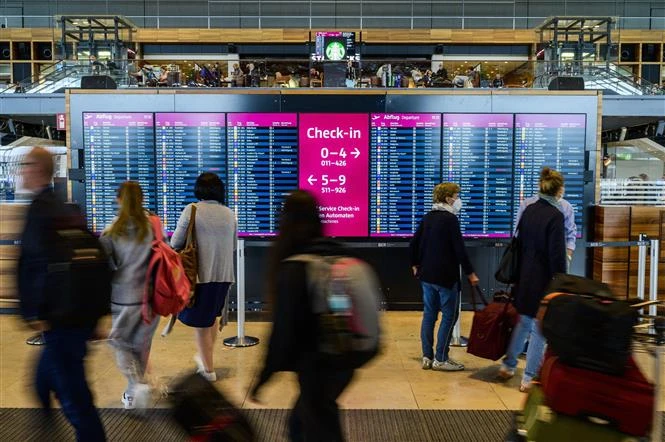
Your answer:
[178,282,231,328]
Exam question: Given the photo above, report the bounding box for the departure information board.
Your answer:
[83,112,156,232]
[442,114,514,238]
[155,113,226,232]
[369,113,441,237]
[228,113,298,236]
[299,113,369,237]
[514,114,586,231]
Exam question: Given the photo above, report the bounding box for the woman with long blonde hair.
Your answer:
[101,181,161,410]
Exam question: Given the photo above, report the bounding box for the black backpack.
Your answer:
[44,208,111,328]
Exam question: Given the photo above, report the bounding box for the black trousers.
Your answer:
[289,367,354,442]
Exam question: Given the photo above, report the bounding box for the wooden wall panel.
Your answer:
[593,206,630,298]
[628,207,665,303]
[0,203,27,301]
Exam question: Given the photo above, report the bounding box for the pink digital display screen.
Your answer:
[299,114,369,237]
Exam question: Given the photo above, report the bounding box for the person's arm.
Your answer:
[514,197,534,235]
[562,200,577,256]
[170,204,191,250]
[409,219,424,276]
[252,262,305,395]
[450,217,478,284]
[17,203,46,322]
[547,212,567,276]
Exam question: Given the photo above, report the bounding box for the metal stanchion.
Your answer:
[649,239,660,318]
[450,268,467,347]
[223,239,259,348]
[637,234,648,301]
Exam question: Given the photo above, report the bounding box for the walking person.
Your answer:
[100,181,160,409]
[18,147,106,441]
[410,183,479,371]
[251,190,356,442]
[171,172,236,382]
[498,167,567,392]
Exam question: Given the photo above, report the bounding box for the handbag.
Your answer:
[494,219,521,284]
[179,204,198,291]
[467,286,518,361]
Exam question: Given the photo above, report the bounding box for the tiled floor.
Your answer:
[1,312,663,412]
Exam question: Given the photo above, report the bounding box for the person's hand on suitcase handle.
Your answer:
[468,272,479,286]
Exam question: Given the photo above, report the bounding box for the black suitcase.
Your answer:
[169,373,255,442]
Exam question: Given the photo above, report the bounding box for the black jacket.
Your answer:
[18,187,84,325]
[409,210,474,288]
[513,199,567,317]
[254,239,348,391]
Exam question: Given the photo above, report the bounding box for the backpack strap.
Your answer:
[149,215,164,242]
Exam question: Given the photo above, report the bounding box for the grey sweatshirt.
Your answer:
[170,201,237,284]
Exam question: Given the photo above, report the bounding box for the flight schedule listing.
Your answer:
[299,114,369,237]
[442,114,514,237]
[228,113,298,236]
[514,114,586,231]
[370,113,442,237]
[155,113,226,232]
[83,112,156,232]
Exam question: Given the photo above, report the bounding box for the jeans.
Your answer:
[289,366,354,442]
[36,327,106,441]
[502,315,547,382]
[420,282,459,362]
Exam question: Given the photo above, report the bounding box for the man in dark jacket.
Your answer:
[18,147,105,441]
[410,182,479,371]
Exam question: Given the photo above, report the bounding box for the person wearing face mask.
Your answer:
[515,168,577,269]
[410,183,479,372]
[498,167,566,392]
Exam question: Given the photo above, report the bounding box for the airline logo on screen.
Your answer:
[299,114,369,237]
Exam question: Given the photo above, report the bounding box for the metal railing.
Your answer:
[0,14,664,30]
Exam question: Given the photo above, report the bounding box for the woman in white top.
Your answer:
[171,173,237,381]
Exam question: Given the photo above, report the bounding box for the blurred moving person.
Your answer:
[498,167,567,392]
[252,190,357,442]
[410,183,479,372]
[18,147,106,441]
[171,173,236,382]
[100,181,160,409]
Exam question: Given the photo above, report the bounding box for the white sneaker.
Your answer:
[132,383,151,409]
[432,359,465,372]
[121,392,134,410]
[422,357,433,370]
[193,354,217,382]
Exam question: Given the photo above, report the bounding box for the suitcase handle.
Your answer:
[469,285,488,311]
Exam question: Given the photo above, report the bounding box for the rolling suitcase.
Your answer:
[539,354,654,437]
[169,373,255,442]
[515,386,640,442]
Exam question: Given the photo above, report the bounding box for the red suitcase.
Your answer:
[539,354,654,437]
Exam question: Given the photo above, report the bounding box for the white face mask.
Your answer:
[452,198,463,214]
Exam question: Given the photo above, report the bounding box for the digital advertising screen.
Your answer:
[299,113,369,237]
[369,113,442,237]
[155,113,226,233]
[514,114,586,231]
[315,31,356,61]
[227,113,298,236]
[82,112,156,232]
[442,114,514,238]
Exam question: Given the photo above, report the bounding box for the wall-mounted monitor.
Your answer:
[442,114,514,238]
[227,113,298,237]
[82,112,156,232]
[315,31,356,61]
[370,113,442,237]
[155,113,227,233]
[514,114,586,232]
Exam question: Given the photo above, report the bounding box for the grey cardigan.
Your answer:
[170,201,237,284]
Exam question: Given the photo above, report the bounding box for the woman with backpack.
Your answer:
[251,190,360,442]
[101,181,160,410]
[170,172,236,382]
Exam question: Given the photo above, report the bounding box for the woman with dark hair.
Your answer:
[252,190,354,442]
[101,181,159,409]
[170,172,236,382]
[498,167,567,391]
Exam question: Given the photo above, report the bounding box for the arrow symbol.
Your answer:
[307,174,317,185]
[352,148,360,158]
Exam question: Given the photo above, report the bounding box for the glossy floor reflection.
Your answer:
[1,312,663,412]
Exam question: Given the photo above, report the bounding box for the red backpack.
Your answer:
[143,216,191,323]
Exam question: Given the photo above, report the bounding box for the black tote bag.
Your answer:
[495,220,521,284]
